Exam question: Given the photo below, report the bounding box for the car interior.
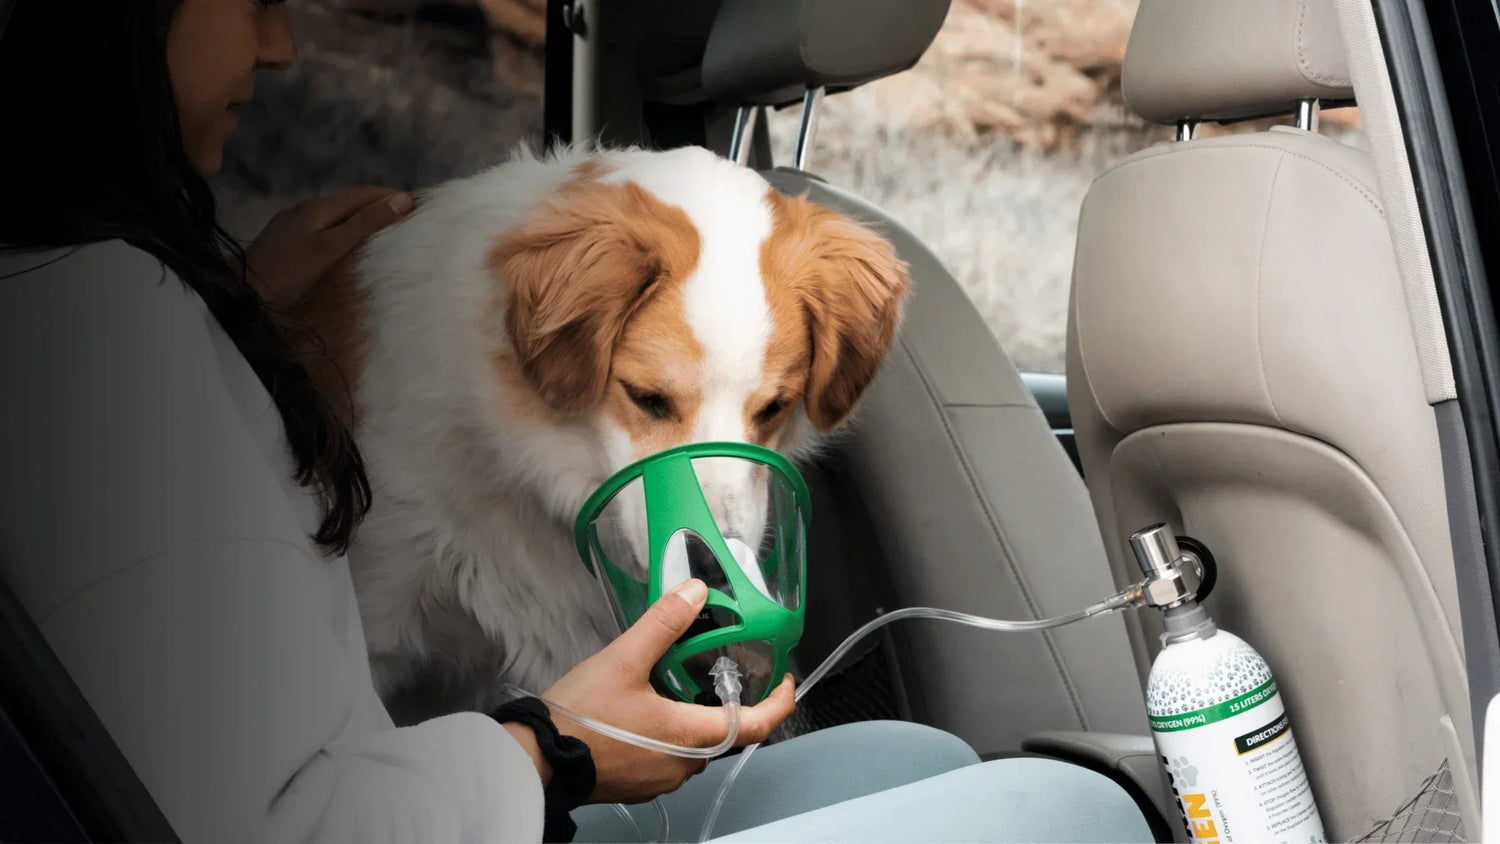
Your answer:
[551,0,1500,840]
[1070,0,1475,838]
[4,0,1500,841]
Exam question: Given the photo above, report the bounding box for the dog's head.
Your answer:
[490,146,910,572]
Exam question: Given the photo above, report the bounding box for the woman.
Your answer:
[0,1,1155,842]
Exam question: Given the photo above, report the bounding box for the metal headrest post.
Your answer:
[1295,98,1321,132]
[794,86,826,171]
[1176,119,1199,142]
[729,106,759,166]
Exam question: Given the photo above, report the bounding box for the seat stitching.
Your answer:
[1115,421,1469,725]
[1255,152,1289,427]
[1097,142,1383,215]
[1296,0,1351,87]
[897,333,1092,731]
[1070,202,1128,437]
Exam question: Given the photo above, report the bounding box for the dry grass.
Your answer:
[769,106,1104,373]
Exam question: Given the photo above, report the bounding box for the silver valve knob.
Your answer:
[1130,524,1182,578]
[1127,523,1199,610]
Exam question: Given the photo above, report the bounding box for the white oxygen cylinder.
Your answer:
[1128,525,1327,844]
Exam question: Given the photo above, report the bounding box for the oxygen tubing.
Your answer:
[500,593,1136,842]
[695,596,1131,842]
[695,541,1217,841]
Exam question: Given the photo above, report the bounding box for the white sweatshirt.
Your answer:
[0,240,544,843]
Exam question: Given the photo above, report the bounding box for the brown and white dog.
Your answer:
[294,143,911,721]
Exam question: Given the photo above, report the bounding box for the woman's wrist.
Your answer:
[502,721,553,787]
[489,696,597,842]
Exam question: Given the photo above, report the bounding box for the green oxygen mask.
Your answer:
[573,442,809,706]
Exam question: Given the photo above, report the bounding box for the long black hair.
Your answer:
[0,0,371,555]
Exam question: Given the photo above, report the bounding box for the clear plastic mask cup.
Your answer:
[575,443,809,706]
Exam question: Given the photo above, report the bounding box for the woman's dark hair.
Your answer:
[0,0,371,554]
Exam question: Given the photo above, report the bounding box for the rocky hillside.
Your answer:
[216,0,1365,372]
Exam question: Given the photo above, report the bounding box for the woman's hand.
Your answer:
[245,186,415,310]
[517,579,797,804]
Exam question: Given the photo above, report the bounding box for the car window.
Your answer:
[765,0,1366,374]
[215,0,1365,377]
[214,0,547,242]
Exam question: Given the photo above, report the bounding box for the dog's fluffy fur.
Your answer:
[293,143,911,721]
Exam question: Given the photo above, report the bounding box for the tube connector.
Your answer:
[709,657,744,705]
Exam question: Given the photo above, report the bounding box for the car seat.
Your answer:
[1066,0,1477,837]
[698,0,1157,776]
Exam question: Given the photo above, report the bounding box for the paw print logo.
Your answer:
[1168,756,1199,788]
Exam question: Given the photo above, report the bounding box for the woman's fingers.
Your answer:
[735,674,796,745]
[246,185,414,311]
[297,185,404,231]
[662,673,797,748]
[608,579,708,677]
[322,190,414,256]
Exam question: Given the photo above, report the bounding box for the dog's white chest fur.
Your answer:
[344,146,625,718]
[351,465,615,720]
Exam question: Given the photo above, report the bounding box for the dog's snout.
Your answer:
[713,496,750,543]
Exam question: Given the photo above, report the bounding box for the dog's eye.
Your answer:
[755,399,788,425]
[623,384,673,420]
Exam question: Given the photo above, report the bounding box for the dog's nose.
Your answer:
[686,535,719,569]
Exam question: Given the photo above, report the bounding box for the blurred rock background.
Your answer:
[217,0,1363,372]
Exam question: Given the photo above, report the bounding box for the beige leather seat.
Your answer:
[1067,0,1475,837]
[765,171,1153,753]
[691,0,1156,767]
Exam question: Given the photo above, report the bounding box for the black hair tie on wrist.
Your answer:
[490,696,596,843]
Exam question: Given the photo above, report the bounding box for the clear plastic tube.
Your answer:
[696,742,758,843]
[695,596,1128,841]
[793,599,1125,706]
[610,803,645,841]
[503,594,1131,841]
[499,682,744,760]
[603,798,669,843]
[652,797,669,843]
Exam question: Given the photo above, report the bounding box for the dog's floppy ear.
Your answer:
[491,177,699,414]
[765,191,911,431]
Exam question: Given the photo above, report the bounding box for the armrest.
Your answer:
[1021,730,1179,843]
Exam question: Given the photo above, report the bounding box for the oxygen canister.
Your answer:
[1128,525,1327,844]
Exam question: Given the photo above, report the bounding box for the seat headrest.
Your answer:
[701,0,951,107]
[1121,0,1354,125]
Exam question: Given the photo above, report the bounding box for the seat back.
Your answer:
[768,171,1152,753]
[693,0,1156,755]
[1067,0,1476,836]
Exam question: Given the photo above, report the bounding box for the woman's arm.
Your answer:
[32,537,545,843]
[0,240,797,842]
[0,240,542,843]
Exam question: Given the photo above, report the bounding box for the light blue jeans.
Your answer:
[572,721,1156,842]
